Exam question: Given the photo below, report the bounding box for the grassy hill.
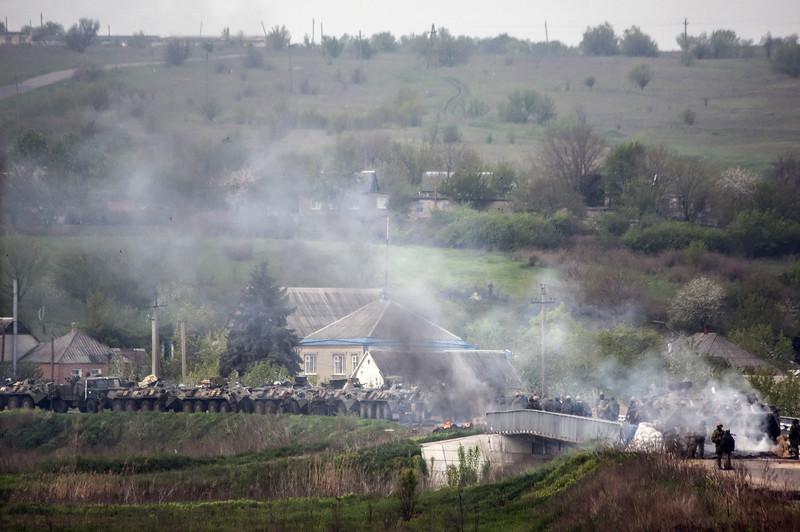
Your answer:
[1,410,796,530]
[1,42,798,172]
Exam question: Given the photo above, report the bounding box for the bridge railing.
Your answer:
[486,409,636,444]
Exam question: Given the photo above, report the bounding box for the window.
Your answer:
[71,368,82,378]
[311,200,322,210]
[304,354,317,375]
[376,197,388,209]
[333,354,345,375]
[416,201,424,213]
[91,368,102,376]
[351,355,359,373]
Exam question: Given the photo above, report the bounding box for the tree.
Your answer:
[770,42,800,78]
[371,32,397,53]
[669,157,716,223]
[538,120,606,196]
[620,26,659,57]
[221,261,300,377]
[165,39,191,66]
[65,18,99,53]
[397,468,419,521]
[266,25,290,50]
[323,36,344,58]
[710,29,740,59]
[604,140,647,208]
[628,63,654,90]
[0,235,46,304]
[33,21,65,42]
[498,88,556,125]
[668,276,727,332]
[584,76,596,91]
[580,22,619,56]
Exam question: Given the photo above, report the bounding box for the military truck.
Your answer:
[52,376,125,413]
[0,378,52,410]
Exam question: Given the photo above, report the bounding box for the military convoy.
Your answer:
[0,375,452,424]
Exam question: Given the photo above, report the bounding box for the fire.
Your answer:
[443,421,452,429]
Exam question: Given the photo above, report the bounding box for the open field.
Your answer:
[1,43,798,172]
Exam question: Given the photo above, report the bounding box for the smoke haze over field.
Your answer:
[4,0,798,51]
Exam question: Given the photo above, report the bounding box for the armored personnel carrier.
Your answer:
[0,378,52,410]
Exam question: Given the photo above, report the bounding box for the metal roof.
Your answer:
[302,299,470,347]
[22,326,114,365]
[285,287,384,338]
[672,332,773,373]
[367,349,525,392]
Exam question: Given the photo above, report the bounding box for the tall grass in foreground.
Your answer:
[3,450,798,530]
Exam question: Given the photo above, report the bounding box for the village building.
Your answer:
[298,297,472,384]
[19,323,143,383]
[670,329,779,375]
[1,318,40,366]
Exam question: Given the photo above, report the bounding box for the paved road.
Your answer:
[0,69,78,99]
[692,456,800,491]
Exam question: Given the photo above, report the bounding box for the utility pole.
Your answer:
[531,284,554,397]
[544,21,549,43]
[12,280,18,376]
[180,319,187,381]
[312,18,315,46]
[428,24,439,69]
[683,18,689,66]
[148,290,167,378]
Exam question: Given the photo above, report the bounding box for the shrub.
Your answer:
[165,39,191,66]
[621,221,731,254]
[729,209,800,257]
[681,108,696,125]
[770,43,800,78]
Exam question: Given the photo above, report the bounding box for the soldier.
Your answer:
[693,420,707,459]
[720,428,735,470]
[789,419,800,459]
[608,397,620,421]
[711,422,725,469]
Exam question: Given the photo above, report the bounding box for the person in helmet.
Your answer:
[720,428,735,470]
[711,422,725,469]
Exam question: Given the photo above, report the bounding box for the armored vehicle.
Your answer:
[52,376,125,413]
[178,379,251,413]
[0,378,52,410]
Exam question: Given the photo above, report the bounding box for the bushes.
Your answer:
[729,209,800,257]
[431,208,578,251]
[621,221,731,254]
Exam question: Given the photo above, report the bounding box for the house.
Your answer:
[19,323,141,382]
[1,318,40,366]
[285,287,384,338]
[670,330,777,375]
[411,171,512,220]
[354,348,525,417]
[298,297,472,384]
[297,170,389,218]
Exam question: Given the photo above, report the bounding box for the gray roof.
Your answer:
[303,299,468,347]
[673,332,773,373]
[368,349,525,393]
[285,287,384,338]
[420,172,449,194]
[22,326,114,365]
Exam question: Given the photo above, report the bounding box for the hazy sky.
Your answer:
[3,1,798,51]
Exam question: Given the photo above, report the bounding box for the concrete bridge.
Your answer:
[420,409,637,486]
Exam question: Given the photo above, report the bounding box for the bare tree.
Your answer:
[669,157,716,223]
[65,18,99,53]
[538,121,606,194]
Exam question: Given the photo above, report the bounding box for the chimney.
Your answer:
[703,324,710,334]
[71,322,78,333]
